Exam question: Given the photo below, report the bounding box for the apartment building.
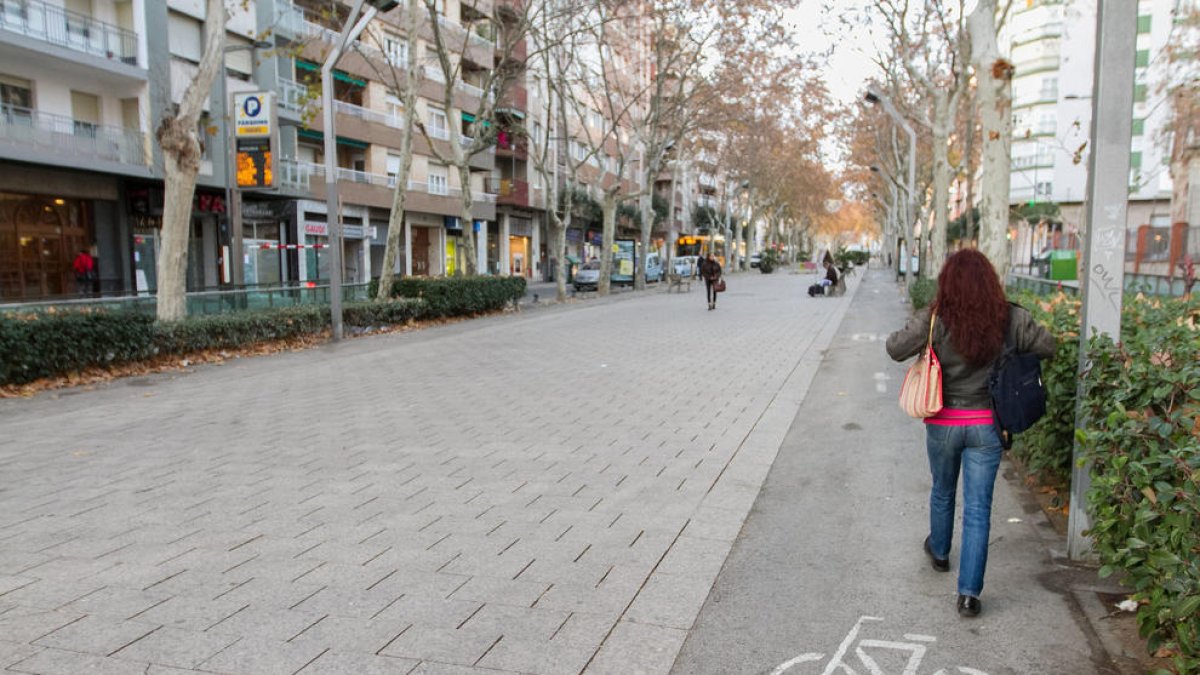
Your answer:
[1005,0,1182,270]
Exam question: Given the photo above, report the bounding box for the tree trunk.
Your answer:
[930,90,951,278]
[376,0,422,300]
[969,0,1013,276]
[637,191,653,290]
[155,0,225,322]
[598,193,617,296]
[156,145,201,321]
[964,93,977,243]
[458,165,478,276]
[1170,157,1192,225]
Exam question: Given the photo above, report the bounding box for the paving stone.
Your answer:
[132,595,248,631]
[206,605,325,642]
[1,578,108,611]
[296,650,420,674]
[33,615,159,657]
[623,572,716,630]
[286,615,410,655]
[0,576,37,599]
[377,625,503,666]
[582,620,687,675]
[60,586,172,621]
[8,647,150,675]
[0,608,84,644]
[109,626,236,670]
[198,637,327,675]
[0,640,41,670]
[291,587,403,620]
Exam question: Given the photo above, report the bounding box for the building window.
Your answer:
[428,165,449,195]
[1130,151,1143,170]
[0,75,33,120]
[386,153,401,178]
[426,106,448,139]
[1038,76,1058,101]
[1132,118,1145,136]
[1134,83,1147,103]
[384,32,408,65]
[1137,15,1151,34]
[1035,181,1052,199]
[1135,49,1150,68]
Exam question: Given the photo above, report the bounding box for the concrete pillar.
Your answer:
[500,212,511,275]
[404,218,413,276]
[439,227,447,276]
[476,220,488,275]
[531,212,541,280]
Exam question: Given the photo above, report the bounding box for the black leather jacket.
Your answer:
[886,305,1056,409]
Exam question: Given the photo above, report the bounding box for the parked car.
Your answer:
[645,253,664,283]
[749,253,762,269]
[573,260,601,291]
[673,255,698,277]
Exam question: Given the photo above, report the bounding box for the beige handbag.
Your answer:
[899,311,943,418]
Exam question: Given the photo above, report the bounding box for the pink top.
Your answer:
[925,407,994,427]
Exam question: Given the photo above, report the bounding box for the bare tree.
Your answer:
[1163,3,1200,227]
[968,0,1015,274]
[874,0,971,277]
[366,0,423,300]
[155,0,227,321]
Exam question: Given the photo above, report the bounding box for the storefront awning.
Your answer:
[495,108,525,120]
[565,255,581,265]
[295,60,366,87]
[297,128,369,149]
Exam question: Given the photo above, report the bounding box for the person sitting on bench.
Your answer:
[808,260,839,297]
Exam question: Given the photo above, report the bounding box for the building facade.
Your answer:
[1004,0,1187,274]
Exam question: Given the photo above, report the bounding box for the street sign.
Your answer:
[234,92,274,138]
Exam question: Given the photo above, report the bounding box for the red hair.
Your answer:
[932,249,1009,366]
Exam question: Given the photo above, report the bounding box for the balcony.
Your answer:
[335,100,405,129]
[278,78,311,119]
[492,177,529,208]
[1014,54,1060,76]
[497,83,527,114]
[0,0,139,68]
[495,133,527,159]
[277,158,315,192]
[0,105,146,172]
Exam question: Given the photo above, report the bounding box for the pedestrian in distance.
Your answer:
[700,253,722,310]
[885,249,1055,618]
[72,249,95,296]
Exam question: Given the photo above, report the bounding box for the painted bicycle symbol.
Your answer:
[770,616,988,675]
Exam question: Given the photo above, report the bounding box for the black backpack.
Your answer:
[988,304,1047,449]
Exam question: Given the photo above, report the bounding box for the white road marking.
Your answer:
[771,616,990,675]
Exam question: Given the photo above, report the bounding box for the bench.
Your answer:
[667,272,692,293]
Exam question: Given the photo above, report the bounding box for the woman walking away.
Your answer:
[700,253,722,310]
[885,249,1054,618]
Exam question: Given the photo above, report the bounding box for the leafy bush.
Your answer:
[154,306,327,355]
[835,248,869,267]
[342,299,426,327]
[909,277,937,309]
[1,299,428,386]
[378,276,526,317]
[0,309,158,385]
[1004,290,1200,668]
[1006,292,1081,487]
[1079,296,1200,671]
[758,249,778,274]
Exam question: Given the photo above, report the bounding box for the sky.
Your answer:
[781,1,881,106]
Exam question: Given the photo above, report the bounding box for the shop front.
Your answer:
[127,185,229,295]
[508,216,532,277]
[295,200,370,285]
[241,199,291,287]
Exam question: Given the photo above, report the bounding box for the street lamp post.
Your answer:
[322,0,399,341]
[218,40,270,289]
[866,89,918,290]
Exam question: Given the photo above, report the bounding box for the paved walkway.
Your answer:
[0,269,855,675]
[672,269,1113,675]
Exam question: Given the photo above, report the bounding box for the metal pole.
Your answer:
[219,58,233,288]
[322,1,376,342]
[1068,0,1137,561]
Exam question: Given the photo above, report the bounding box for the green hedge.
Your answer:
[0,299,426,386]
[909,277,937,309]
[373,276,526,317]
[1007,290,1200,668]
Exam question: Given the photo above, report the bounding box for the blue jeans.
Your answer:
[925,423,1004,598]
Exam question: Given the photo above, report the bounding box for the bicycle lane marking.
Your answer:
[770,615,883,675]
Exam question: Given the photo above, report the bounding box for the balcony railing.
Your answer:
[409,179,462,199]
[0,0,138,66]
[1014,54,1060,75]
[277,158,315,191]
[334,100,405,128]
[457,81,484,99]
[278,78,311,116]
[0,105,145,165]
